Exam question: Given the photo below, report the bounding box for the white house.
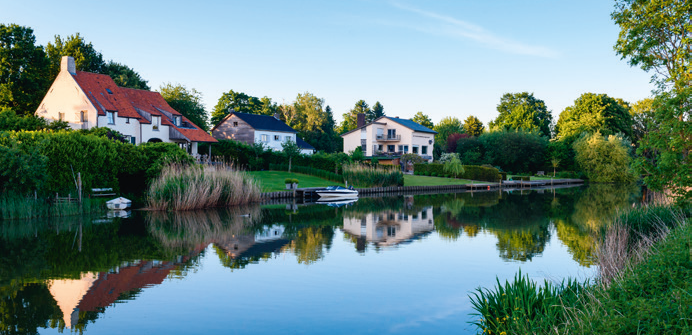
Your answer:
[211,111,315,155]
[35,56,216,155]
[341,114,436,162]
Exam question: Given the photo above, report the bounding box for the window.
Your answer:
[152,116,160,130]
[378,145,383,151]
[412,146,419,154]
[387,129,396,139]
[285,136,291,142]
[126,118,130,124]
[107,111,115,125]
[274,135,280,141]
[106,88,113,94]
[421,210,427,220]
[261,134,269,142]
[174,116,181,126]
[422,146,428,155]
[387,226,396,237]
[404,145,409,153]
[388,145,395,152]
[58,112,65,121]
[398,145,403,152]
[80,111,87,123]
[233,121,238,127]
[130,136,136,145]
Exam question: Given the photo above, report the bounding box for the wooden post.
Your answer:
[77,172,82,206]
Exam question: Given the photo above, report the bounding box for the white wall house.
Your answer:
[211,111,316,155]
[341,115,436,162]
[35,56,216,155]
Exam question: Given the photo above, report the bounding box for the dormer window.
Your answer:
[174,116,181,127]
[153,116,160,130]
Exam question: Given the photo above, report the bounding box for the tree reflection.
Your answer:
[0,284,63,335]
[285,226,335,265]
[571,183,640,232]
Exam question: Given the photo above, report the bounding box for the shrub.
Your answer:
[573,131,635,183]
[270,164,343,183]
[342,163,403,187]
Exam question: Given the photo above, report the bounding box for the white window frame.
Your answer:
[261,134,269,142]
[152,116,160,130]
[107,111,115,125]
[274,135,280,141]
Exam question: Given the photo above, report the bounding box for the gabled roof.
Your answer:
[340,116,437,136]
[212,112,297,133]
[296,137,315,150]
[71,71,216,143]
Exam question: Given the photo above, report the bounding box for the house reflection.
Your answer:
[214,225,291,269]
[342,206,434,249]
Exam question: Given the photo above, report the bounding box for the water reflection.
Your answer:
[0,184,641,334]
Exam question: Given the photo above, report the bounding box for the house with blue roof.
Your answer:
[341,114,436,162]
[211,111,315,155]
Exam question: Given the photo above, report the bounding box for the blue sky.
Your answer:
[3,0,654,126]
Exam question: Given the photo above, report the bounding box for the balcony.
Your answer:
[376,134,401,142]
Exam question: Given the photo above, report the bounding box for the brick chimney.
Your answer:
[61,56,76,75]
[357,113,365,128]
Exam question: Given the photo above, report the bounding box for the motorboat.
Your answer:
[106,197,132,210]
[316,197,358,208]
[315,186,358,198]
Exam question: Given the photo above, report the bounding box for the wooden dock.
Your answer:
[261,179,584,200]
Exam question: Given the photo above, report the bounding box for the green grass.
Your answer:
[404,174,475,186]
[249,171,344,192]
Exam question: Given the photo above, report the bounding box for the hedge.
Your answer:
[413,163,501,182]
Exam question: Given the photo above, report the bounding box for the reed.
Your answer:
[146,163,261,211]
[0,193,104,220]
[341,162,403,187]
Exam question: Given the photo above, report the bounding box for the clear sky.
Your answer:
[2,0,654,126]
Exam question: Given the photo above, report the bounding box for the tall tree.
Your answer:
[433,116,464,151]
[367,101,385,122]
[211,90,263,126]
[555,93,633,141]
[45,33,148,90]
[103,61,149,90]
[159,83,209,131]
[489,92,552,137]
[629,98,655,148]
[411,111,434,129]
[338,99,370,134]
[463,115,484,137]
[613,0,692,203]
[292,92,325,131]
[0,24,51,115]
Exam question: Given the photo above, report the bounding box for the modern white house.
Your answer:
[35,56,216,155]
[341,114,436,162]
[211,111,315,155]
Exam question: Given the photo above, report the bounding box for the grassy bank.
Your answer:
[469,203,690,334]
[248,171,344,192]
[403,174,475,186]
[146,164,261,210]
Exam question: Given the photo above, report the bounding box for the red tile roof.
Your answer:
[72,72,216,143]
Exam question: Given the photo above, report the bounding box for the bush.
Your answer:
[573,132,635,183]
[413,163,501,182]
[270,164,343,183]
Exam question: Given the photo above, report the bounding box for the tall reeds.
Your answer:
[0,193,104,220]
[146,163,261,211]
[342,163,403,187]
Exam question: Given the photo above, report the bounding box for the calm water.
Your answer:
[1,184,641,334]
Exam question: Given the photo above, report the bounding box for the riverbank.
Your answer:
[469,203,690,334]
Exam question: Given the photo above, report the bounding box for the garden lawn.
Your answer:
[404,174,475,186]
[249,171,344,192]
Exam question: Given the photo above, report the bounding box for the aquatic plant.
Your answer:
[146,163,261,211]
[341,162,403,187]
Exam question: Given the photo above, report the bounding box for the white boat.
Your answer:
[316,197,358,208]
[315,186,358,198]
[106,197,132,210]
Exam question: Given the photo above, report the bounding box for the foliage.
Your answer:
[490,92,552,137]
[338,99,370,134]
[159,83,209,131]
[342,163,403,187]
[443,153,464,178]
[634,89,692,204]
[433,116,464,152]
[0,24,51,115]
[573,132,636,183]
[463,115,484,137]
[446,133,467,153]
[249,170,344,192]
[0,108,68,131]
[368,101,385,123]
[211,89,273,126]
[349,146,365,161]
[146,163,261,210]
[291,94,341,153]
[629,97,655,148]
[45,33,149,90]
[469,270,588,335]
[399,153,425,170]
[0,194,104,220]
[556,93,633,141]
[478,130,548,174]
[411,111,434,129]
[455,136,484,165]
[0,145,47,193]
